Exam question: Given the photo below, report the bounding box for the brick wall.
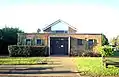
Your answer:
[70,34,102,56]
[18,33,102,56]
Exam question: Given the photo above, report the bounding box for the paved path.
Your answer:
[0,57,80,77]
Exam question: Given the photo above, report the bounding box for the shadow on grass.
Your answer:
[0,67,80,74]
[106,61,119,68]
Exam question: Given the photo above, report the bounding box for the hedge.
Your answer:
[97,46,114,57]
[8,45,48,57]
[70,50,101,57]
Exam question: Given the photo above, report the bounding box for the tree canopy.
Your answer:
[102,34,109,46]
[110,35,119,46]
[0,27,24,44]
[0,27,24,55]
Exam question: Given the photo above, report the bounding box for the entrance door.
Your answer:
[50,37,68,55]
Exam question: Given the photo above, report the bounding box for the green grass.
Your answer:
[76,57,119,76]
[105,57,119,63]
[0,57,49,65]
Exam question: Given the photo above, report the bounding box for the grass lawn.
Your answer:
[0,57,49,65]
[105,57,119,63]
[76,57,119,76]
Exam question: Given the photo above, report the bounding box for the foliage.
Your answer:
[110,37,117,46]
[30,46,48,56]
[97,46,114,57]
[0,27,24,55]
[102,34,109,46]
[81,51,101,57]
[0,57,49,65]
[76,57,119,76]
[1,27,24,44]
[8,45,48,57]
[110,35,119,46]
[8,45,31,57]
[70,49,101,57]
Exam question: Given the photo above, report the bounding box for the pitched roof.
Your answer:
[42,19,77,31]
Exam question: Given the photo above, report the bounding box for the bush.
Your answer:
[97,46,114,57]
[30,46,48,57]
[81,51,101,57]
[8,45,48,57]
[70,49,101,57]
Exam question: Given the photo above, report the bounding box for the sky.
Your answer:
[0,0,119,41]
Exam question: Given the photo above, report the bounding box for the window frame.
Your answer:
[88,39,94,46]
[25,39,32,45]
[51,30,68,33]
[77,39,83,45]
[36,39,42,45]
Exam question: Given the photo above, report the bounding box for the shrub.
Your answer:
[30,46,48,57]
[81,51,101,57]
[8,45,31,57]
[70,49,101,57]
[92,52,101,57]
[8,45,48,57]
[97,46,114,57]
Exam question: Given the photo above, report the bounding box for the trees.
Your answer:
[110,35,119,46]
[102,34,109,46]
[0,27,24,55]
[98,46,114,57]
[1,27,24,44]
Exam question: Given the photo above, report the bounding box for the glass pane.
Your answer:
[51,22,68,31]
[78,39,83,45]
[88,39,93,45]
[37,39,42,45]
[26,39,31,45]
[52,30,68,33]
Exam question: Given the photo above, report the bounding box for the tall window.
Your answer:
[77,39,83,45]
[26,39,31,45]
[88,39,94,46]
[36,39,42,45]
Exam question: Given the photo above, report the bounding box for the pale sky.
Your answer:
[0,0,119,41]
